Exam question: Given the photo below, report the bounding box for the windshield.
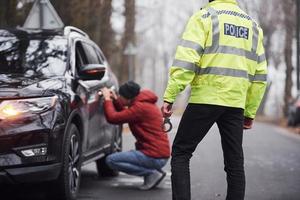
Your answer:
[0,29,68,78]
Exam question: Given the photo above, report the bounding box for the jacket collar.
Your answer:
[209,0,238,6]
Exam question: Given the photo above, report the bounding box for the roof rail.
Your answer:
[64,26,89,38]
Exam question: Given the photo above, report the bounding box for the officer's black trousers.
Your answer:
[171,104,245,200]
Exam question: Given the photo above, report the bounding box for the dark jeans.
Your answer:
[171,104,245,200]
[106,150,168,177]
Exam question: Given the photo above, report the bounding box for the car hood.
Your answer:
[0,74,65,99]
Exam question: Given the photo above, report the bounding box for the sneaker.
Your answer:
[139,171,166,190]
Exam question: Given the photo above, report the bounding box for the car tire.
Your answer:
[48,124,82,200]
[96,125,122,177]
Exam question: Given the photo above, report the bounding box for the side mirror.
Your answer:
[79,64,106,81]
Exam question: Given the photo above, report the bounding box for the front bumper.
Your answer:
[0,163,61,184]
[0,98,66,184]
[0,107,66,166]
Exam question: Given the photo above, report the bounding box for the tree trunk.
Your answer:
[282,0,296,116]
[0,1,8,27]
[52,0,72,25]
[69,0,90,29]
[86,0,116,75]
[120,0,136,83]
[88,0,103,42]
[0,0,18,27]
[97,0,115,62]
[256,0,279,115]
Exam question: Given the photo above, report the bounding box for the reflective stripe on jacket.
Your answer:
[163,0,267,119]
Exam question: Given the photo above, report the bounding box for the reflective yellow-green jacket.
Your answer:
[163,0,267,119]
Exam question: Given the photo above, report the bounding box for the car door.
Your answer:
[79,41,112,153]
[94,47,119,148]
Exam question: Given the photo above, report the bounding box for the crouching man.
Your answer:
[101,81,170,190]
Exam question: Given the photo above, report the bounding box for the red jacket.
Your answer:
[103,90,170,158]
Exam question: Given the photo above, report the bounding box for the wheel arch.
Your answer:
[61,109,85,160]
[71,113,84,141]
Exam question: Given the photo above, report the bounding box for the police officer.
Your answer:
[161,0,267,200]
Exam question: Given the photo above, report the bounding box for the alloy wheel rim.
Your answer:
[68,134,80,192]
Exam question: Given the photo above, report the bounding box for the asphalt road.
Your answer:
[77,116,300,200]
[3,116,300,200]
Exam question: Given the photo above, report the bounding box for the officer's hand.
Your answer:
[100,87,112,101]
[243,117,253,130]
[161,102,173,118]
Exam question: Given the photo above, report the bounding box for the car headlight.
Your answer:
[0,96,58,120]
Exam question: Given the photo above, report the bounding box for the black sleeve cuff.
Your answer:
[164,100,173,104]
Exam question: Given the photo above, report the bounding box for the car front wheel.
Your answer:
[49,124,82,200]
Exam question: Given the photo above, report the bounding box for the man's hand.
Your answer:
[101,87,112,101]
[161,102,173,118]
[110,89,118,100]
[243,117,253,130]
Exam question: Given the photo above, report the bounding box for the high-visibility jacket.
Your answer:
[163,0,267,119]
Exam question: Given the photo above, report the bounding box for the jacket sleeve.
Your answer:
[113,98,125,111]
[163,12,206,103]
[244,28,268,119]
[103,100,140,124]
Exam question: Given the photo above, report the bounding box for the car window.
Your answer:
[81,43,101,64]
[75,42,87,71]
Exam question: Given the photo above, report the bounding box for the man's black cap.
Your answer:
[119,81,141,99]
